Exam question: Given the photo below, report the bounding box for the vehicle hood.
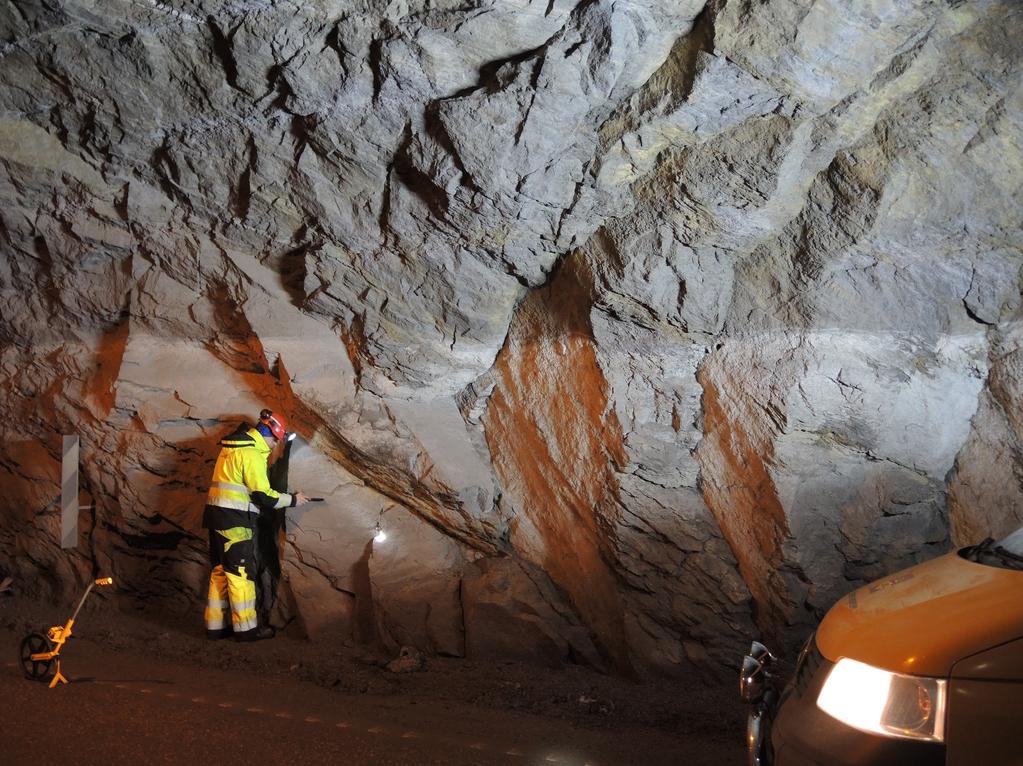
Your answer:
[816,550,1023,677]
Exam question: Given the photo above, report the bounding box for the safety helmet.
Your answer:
[258,409,287,441]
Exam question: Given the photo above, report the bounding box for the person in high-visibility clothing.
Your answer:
[203,410,309,641]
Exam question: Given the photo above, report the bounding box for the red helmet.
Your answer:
[259,409,287,440]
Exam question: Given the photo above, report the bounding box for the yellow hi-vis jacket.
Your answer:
[203,426,293,529]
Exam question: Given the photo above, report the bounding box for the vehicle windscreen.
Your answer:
[963,525,1023,571]
[998,526,1023,556]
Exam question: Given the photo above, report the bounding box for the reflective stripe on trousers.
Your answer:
[205,527,258,634]
[205,565,258,633]
[218,527,252,552]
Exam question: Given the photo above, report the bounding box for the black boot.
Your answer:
[206,627,233,640]
[234,625,275,642]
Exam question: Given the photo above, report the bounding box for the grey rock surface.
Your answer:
[0,0,1020,675]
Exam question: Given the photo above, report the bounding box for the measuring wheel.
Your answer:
[19,632,55,681]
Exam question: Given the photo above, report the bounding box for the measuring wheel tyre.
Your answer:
[19,632,54,681]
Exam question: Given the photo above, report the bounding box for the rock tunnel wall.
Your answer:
[0,0,1020,677]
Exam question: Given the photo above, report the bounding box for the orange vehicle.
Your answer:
[740,524,1023,765]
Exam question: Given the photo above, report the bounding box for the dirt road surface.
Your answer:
[1,597,745,765]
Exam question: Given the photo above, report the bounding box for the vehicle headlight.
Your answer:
[816,658,946,742]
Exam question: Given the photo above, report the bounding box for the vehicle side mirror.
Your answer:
[740,641,776,704]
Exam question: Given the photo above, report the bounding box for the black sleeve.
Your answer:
[249,491,280,513]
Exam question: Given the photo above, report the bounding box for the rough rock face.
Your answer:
[0,0,1020,676]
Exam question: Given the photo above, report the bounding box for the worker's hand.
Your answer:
[294,491,311,506]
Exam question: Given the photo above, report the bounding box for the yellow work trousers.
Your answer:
[205,527,257,638]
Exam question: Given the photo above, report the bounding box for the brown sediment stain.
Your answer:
[695,364,792,647]
[200,278,274,375]
[338,311,371,387]
[482,254,632,672]
[89,316,129,420]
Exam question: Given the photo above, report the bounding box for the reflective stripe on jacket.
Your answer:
[206,427,292,514]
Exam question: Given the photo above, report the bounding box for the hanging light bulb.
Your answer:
[374,524,387,543]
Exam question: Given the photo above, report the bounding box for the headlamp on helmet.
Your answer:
[258,409,287,441]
